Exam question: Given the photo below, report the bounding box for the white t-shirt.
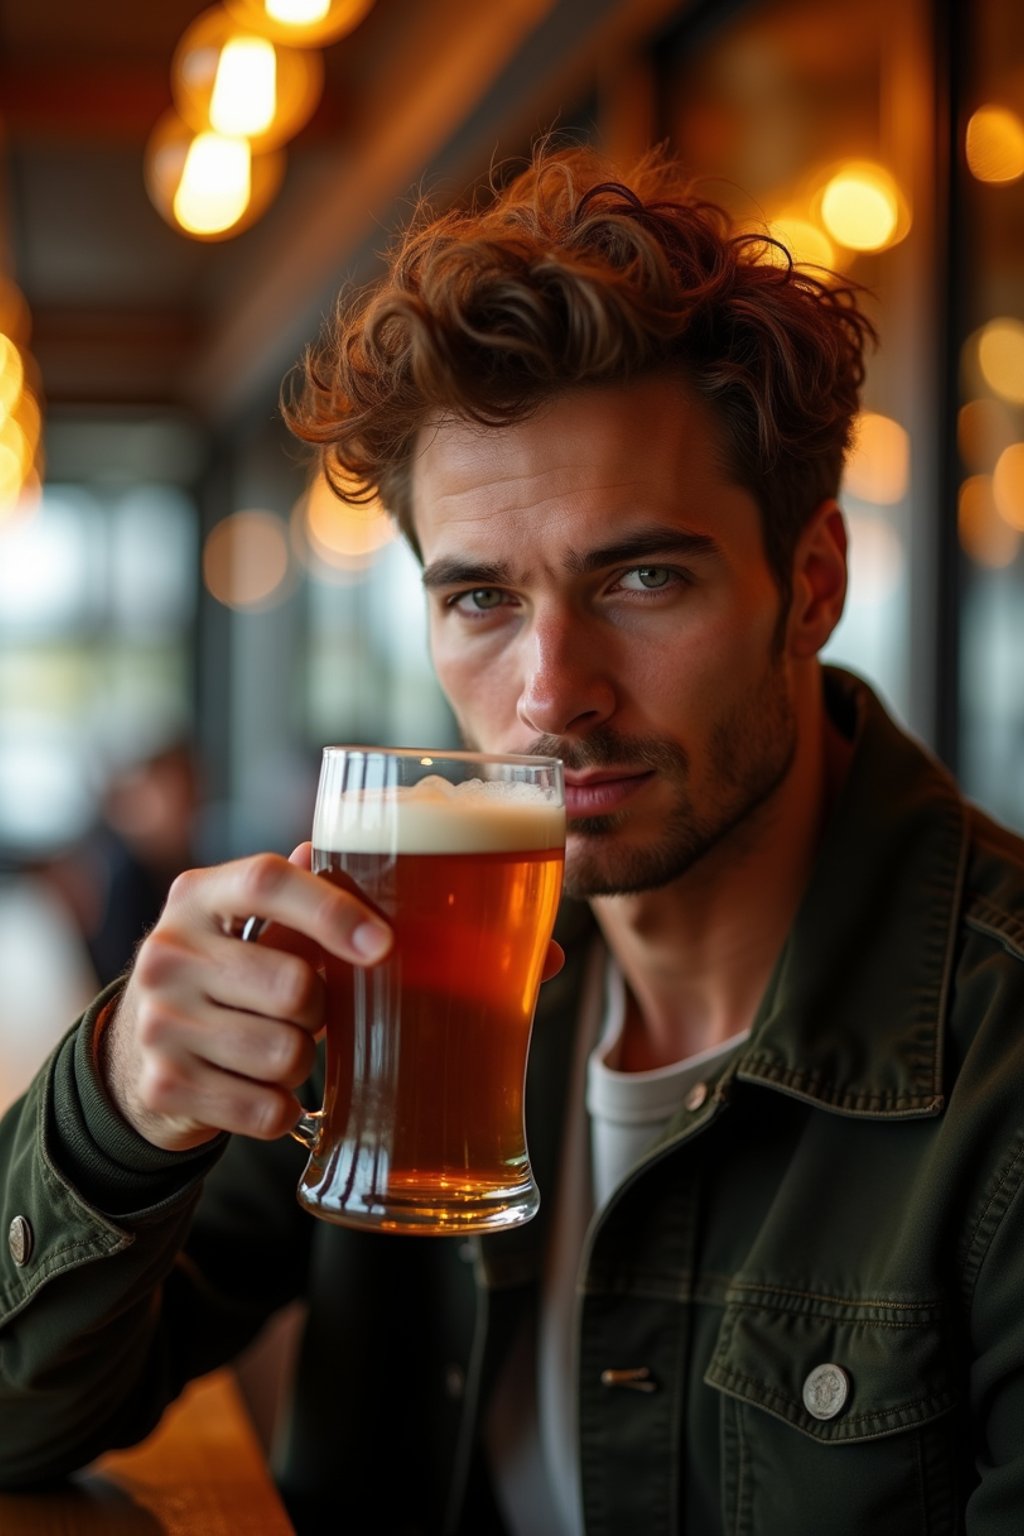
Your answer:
[486,946,750,1536]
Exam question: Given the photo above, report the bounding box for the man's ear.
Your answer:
[785,500,848,658]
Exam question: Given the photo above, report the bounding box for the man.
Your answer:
[2,146,1023,1535]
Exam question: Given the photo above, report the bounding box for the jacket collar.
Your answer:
[735,668,969,1118]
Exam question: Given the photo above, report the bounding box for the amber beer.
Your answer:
[295,752,564,1234]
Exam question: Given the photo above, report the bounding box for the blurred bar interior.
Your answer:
[0,0,1022,1098]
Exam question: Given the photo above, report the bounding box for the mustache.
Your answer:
[522,727,689,776]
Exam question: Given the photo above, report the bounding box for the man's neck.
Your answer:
[590,691,853,1073]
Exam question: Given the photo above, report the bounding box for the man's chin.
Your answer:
[562,835,690,901]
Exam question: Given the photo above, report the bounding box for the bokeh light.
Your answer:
[958,397,1016,472]
[0,279,31,347]
[993,443,1024,531]
[175,133,252,235]
[210,36,278,137]
[203,510,291,609]
[819,162,908,252]
[762,215,836,271]
[295,470,394,574]
[843,412,910,505]
[966,105,1024,185]
[0,335,25,415]
[959,475,1020,567]
[225,0,376,48]
[172,6,323,153]
[145,108,285,240]
[976,318,1024,405]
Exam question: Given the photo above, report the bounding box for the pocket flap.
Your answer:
[704,1286,957,1442]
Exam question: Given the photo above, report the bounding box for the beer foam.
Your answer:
[314,775,565,854]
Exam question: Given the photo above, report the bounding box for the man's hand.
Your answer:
[99,844,394,1153]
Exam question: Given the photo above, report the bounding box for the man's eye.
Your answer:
[452,588,505,612]
[620,566,674,591]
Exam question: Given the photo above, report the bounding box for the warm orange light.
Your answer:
[210,35,278,137]
[993,443,1024,531]
[203,510,292,609]
[959,475,1020,567]
[966,105,1024,185]
[145,108,285,241]
[298,470,394,572]
[843,412,910,505]
[977,319,1024,405]
[5,387,41,456]
[174,133,252,235]
[0,335,25,415]
[172,7,323,152]
[0,415,31,482]
[225,0,375,47]
[958,398,1015,472]
[819,162,908,253]
[0,280,31,348]
[762,215,836,272]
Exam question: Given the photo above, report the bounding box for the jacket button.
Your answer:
[684,1081,708,1111]
[802,1362,850,1420]
[8,1215,33,1267]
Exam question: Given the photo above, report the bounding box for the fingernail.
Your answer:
[352,921,391,962]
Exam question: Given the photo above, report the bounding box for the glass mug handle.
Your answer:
[240,914,324,1153]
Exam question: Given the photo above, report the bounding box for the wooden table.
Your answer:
[0,1369,295,1534]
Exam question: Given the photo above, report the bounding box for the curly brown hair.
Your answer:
[283,143,876,601]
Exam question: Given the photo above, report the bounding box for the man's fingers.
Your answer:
[168,852,392,965]
[135,1046,305,1142]
[136,993,318,1093]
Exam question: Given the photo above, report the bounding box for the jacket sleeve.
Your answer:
[963,1132,1024,1532]
[0,985,313,1488]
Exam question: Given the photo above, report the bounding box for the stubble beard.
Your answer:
[523,658,799,900]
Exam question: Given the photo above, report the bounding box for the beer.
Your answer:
[303,772,564,1233]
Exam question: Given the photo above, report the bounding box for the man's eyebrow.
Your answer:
[564,527,721,575]
[421,557,513,590]
[420,527,721,591]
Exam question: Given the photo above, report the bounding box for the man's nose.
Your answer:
[516,613,616,739]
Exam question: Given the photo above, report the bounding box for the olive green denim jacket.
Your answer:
[1,668,1023,1535]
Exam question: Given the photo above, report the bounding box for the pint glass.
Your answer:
[294,747,564,1234]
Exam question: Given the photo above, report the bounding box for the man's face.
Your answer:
[411,374,801,900]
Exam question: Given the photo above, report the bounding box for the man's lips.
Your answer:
[563,769,655,817]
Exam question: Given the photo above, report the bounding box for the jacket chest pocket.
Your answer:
[704,1291,961,1536]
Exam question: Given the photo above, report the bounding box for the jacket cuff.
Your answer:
[48,982,226,1220]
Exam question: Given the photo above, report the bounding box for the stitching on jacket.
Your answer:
[736,1058,942,1115]
[963,901,1024,962]
[724,1280,944,1317]
[733,1395,749,1536]
[713,1364,954,1432]
[960,1135,1024,1311]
